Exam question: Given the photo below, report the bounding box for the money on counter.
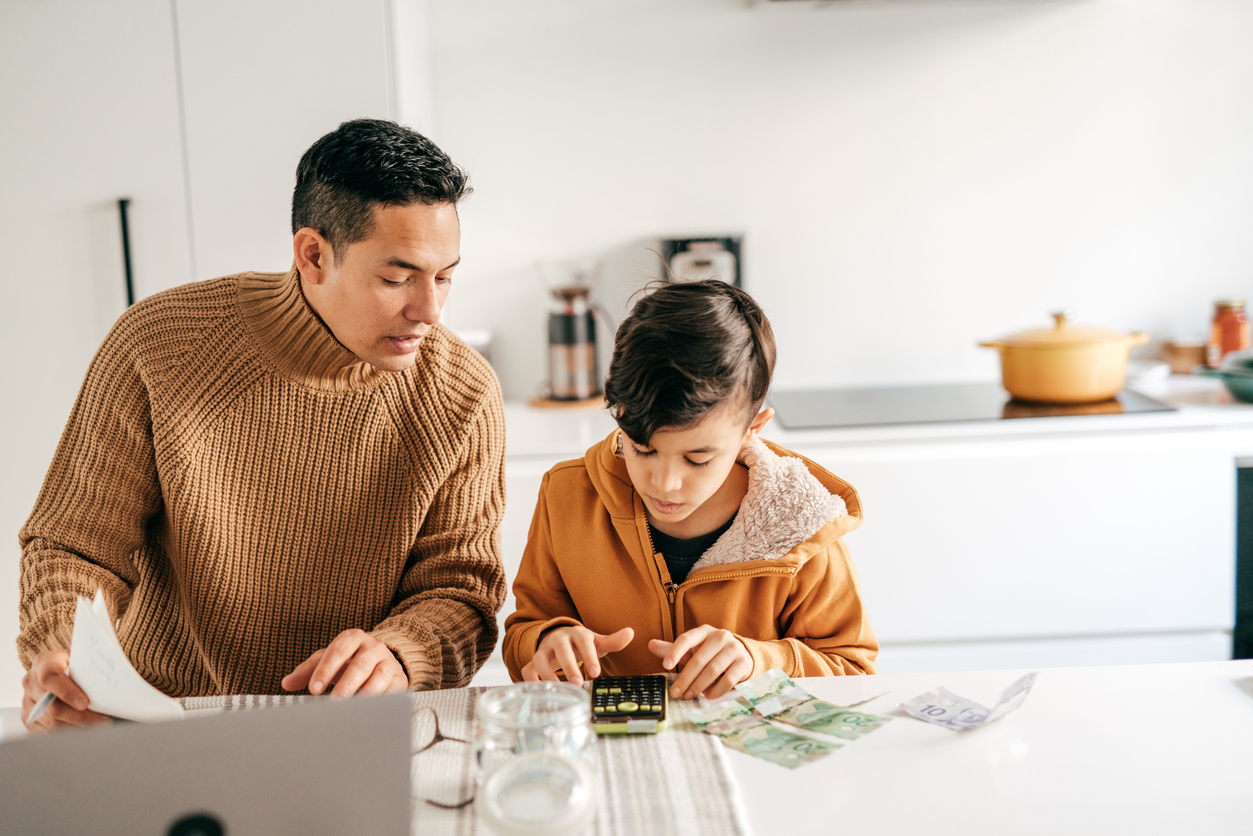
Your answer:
[684,693,762,735]
[714,723,843,770]
[899,672,1038,731]
[685,694,842,769]
[733,668,811,717]
[735,668,893,741]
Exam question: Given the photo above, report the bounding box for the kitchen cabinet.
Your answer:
[796,432,1235,671]
[0,0,194,708]
[474,385,1250,685]
[0,0,396,707]
[174,0,395,279]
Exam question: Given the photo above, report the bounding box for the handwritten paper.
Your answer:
[68,590,184,722]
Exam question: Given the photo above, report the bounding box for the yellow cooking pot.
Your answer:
[979,311,1150,404]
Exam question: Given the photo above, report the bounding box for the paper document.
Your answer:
[68,590,184,722]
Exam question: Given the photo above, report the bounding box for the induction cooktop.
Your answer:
[768,382,1176,431]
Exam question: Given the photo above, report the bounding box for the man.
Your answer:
[19,119,505,730]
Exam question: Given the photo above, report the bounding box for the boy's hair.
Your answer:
[291,118,471,263]
[605,280,776,445]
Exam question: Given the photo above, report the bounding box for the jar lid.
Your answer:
[996,311,1127,348]
[1215,298,1245,309]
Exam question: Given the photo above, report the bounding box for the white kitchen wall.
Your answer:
[417,0,1253,399]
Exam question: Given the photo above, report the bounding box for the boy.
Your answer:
[503,280,876,700]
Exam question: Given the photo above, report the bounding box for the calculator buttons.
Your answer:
[617,701,639,713]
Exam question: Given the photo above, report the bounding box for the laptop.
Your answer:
[0,694,411,836]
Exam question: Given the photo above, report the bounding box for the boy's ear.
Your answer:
[746,407,774,441]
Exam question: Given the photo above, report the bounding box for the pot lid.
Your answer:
[998,310,1128,348]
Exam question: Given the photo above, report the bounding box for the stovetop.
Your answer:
[768,382,1176,431]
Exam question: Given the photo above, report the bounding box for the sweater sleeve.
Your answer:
[370,389,508,690]
[18,316,161,668]
[501,472,585,681]
[737,538,879,677]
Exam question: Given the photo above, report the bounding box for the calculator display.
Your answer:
[590,674,669,735]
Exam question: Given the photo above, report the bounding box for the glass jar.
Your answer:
[1207,299,1250,368]
[473,682,597,836]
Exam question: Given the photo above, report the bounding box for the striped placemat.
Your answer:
[179,688,752,836]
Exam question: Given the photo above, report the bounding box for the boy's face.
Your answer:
[621,405,773,528]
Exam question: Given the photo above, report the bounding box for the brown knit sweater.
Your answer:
[18,266,506,696]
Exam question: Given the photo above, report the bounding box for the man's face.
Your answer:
[298,201,461,372]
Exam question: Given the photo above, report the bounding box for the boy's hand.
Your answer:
[522,626,634,687]
[649,626,752,700]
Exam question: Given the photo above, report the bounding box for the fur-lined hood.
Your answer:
[586,430,862,573]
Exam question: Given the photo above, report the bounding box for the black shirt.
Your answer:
[648,513,737,585]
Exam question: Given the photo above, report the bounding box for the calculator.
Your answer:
[590,674,669,735]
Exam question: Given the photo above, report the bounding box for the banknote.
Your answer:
[686,693,841,768]
[900,672,1038,731]
[770,701,892,740]
[735,668,892,740]
[734,668,811,717]
[715,722,843,769]
[684,696,762,735]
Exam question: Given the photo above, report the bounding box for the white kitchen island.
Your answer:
[479,377,1253,685]
[737,661,1252,836]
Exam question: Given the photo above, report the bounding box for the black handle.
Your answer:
[118,197,135,307]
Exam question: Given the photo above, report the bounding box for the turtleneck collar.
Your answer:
[237,265,387,391]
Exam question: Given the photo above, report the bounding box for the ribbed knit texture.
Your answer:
[18,267,506,696]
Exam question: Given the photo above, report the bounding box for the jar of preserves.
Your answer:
[1207,299,1250,368]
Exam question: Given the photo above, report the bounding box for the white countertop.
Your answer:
[505,376,1253,460]
[10,662,1244,833]
[739,661,1251,836]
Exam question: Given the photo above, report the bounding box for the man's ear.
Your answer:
[293,228,334,284]
[746,407,774,441]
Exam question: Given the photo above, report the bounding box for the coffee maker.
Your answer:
[539,261,602,403]
[660,236,742,286]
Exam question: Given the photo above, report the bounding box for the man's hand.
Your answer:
[281,629,409,699]
[649,625,753,700]
[521,626,634,687]
[21,650,112,732]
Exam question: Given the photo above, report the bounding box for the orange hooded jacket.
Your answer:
[502,430,878,681]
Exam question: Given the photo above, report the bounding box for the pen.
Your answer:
[26,691,56,725]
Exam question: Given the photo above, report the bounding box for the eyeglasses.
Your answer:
[411,707,475,809]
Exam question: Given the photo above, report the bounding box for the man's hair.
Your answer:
[291,118,471,261]
[604,280,777,445]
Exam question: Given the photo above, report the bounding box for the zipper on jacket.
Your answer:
[665,582,678,636]
[646,519,798,639]
[642,522,680,639]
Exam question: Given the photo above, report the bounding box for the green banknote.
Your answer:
[684,696,761,735]
[686,695,841,768]
[733,668,810,717]
[770,701,891,740]
[717,723,842,769]
[735,668,892,740]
